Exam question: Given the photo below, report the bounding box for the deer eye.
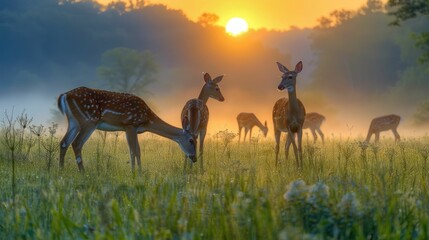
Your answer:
[288,76,293,79]
[215,87,220,91]
[189,139,194,144]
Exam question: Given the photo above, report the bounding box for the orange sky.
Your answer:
[100,0,371,30]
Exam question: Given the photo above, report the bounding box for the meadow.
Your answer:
[1,114,429,239]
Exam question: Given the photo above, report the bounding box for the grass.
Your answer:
[1,125,429,239]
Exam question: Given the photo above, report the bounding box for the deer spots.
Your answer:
[64,87,155,128]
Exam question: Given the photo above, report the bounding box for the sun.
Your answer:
[225,17,249,36]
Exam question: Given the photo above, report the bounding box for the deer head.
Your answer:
[202,72,225,102]
[262,120,268,137]
[177,128,197,162]
[276,61,303,92]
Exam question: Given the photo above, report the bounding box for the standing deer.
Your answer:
[181,73,224,171]
[365,114,401,143]
[236,113,268,142]
[272,61,306,168]
[58,87,196,172]
[303,112,326,144]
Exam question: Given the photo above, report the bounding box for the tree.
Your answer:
[97,47,158,95]
[360,0,384,14]
[197,13,219,27]
[388,0,429,63]
[310,1,403,99]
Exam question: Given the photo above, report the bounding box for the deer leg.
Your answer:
[249,128,253,142]
[135,138,142,174]
[366,130,373,143]
[71,125,96,172]
[298,128,303,168]
[316,127,325,144]
[59,118,79,169]
[238,127,242,143]
[285,132,293,162]
[375,132,380,143]
[392,128,400,142]
[290,134,299,167]
[274,129,281,167]
[310,128,317,143]
[243,129,248,143]
[128,129,142,173]
[199,130,207,172]
[125,129,140,172]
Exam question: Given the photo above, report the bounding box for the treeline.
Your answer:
[0,0,286,97]
[308,0,429,123]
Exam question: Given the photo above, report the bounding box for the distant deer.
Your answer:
[181,73,224,171]
[303,112,326,144]
[237,113,268,142]
[366,114,401,143]
[58,87,196,172]
[273,61,306,168]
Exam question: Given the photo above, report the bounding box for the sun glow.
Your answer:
[225,17,248,36]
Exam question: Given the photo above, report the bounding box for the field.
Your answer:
[1,119,429,239]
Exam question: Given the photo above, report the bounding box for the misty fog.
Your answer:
[1,0,428,140]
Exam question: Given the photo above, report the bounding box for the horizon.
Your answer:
[98,0,374,31]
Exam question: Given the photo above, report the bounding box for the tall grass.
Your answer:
[0,125,428,239]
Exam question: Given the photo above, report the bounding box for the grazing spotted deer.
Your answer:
[181,73,224,171]
[58,87,196,172]
[366,114,401,143]
[237,113,268,142]
[303,112,326,144]
[273,61,306,168]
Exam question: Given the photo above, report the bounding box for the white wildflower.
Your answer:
[284,179,308,202]
[307,182,329,206]
[337,192,361,217]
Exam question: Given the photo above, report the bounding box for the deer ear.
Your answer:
[264,121,267,127]
[182,116,189,129]
[295,61,303,73]
[203,72,212,83]
[212,75,224,84]
[276,62,289,73]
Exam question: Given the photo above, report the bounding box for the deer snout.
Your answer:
[278,84,285,91]
[189,154,197,163]
[219,96,225,102]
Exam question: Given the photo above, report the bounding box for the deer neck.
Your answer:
[197,86,209,104]
[144,116,184,142]
[287,88,300,113]
[254,118,266,131]
[365,128,374,142]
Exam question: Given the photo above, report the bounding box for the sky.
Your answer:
[99,0,370,30]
